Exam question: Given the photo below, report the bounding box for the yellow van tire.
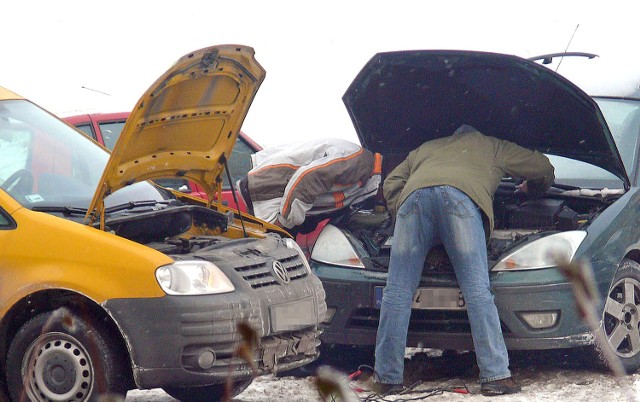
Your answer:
[5,309,127,402]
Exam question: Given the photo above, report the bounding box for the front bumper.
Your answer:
[314,262,595,351]
[104,281,325,389]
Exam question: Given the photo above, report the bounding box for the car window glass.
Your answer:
[548,154,621,189]
[549,98,640,189]
[223,138,255,190]
[0,119,31,184]
[74,124,97,141]
[98,121,126,150]
[0,100,109,207]
[0,208,15,229]
[0,102,169,210]
[595,98,640,175]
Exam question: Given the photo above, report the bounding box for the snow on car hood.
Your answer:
[88,45,265,220]
[343,50,629,188]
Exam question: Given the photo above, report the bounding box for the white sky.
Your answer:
[2,0,638,147]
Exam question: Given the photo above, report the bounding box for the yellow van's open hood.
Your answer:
[87,45,265,222]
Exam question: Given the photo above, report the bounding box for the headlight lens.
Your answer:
[493,230,587,271]
[284,237,311,272]
[310,224,365,268]
[155,261,235,295]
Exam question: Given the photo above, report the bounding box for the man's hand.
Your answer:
[515,181,529,194]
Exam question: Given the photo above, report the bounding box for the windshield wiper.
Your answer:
[104,200,175,214]
[31,206,88,216]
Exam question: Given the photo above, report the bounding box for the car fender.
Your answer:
[0,207,169,319]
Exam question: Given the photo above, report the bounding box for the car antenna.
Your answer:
[81,86,111,96]
[220,154,248,238]
[556,24,580,72]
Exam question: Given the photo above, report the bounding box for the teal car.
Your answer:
[311,50,640,372]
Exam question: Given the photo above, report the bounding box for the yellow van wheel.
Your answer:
[5,308,127,402]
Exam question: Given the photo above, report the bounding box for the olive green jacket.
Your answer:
[383,126,555,235]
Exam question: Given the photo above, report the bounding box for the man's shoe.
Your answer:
[480,377,521,396]
[372,381,406,395]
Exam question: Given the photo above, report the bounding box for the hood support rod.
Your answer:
[221,154,247,238]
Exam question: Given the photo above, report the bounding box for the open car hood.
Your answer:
[88,45,265,220]
[343,50,629,188]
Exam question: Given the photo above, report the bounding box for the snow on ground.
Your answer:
[125,348,640,401]
[126,370,640,402]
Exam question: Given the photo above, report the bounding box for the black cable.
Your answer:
[347,363,471,402]
[317,361,473,402]
[359,383,470,402]
[361,390,444,402]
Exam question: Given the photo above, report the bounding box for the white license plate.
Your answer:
[375,286,466,310]
[270,297,317,332]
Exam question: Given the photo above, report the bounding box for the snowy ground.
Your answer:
[125,348,640,401]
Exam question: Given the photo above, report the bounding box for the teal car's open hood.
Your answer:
[343,50,629,189]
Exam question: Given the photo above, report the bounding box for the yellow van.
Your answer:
[0,45,326,402]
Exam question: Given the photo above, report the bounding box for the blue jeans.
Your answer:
[374,186,511,384]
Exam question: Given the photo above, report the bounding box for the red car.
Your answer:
[63,112,261,211]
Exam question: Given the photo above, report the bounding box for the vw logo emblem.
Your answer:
[272,260,291,284]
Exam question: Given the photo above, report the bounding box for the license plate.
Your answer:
[374,286,466,310]
[270,297,317,332]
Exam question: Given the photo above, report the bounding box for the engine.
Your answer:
[341,182,619,272]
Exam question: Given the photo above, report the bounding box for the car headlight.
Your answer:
[284,237,311,272]
[310,224,365,268]
[493,230,587,271]
[155,260,235,295]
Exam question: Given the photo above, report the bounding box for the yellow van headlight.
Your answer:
[155,261,235,295]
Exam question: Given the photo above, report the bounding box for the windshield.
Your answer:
[548,98,640,189]
[0,100,169,209]
[597,98,640,175]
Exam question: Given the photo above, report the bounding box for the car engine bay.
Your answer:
[340,180,622,273]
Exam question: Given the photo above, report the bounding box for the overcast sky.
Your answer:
[2,0,638,147]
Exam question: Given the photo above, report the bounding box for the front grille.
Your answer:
[180,301,262,340]
[346,308,512,335]
[234,254,309,289]
[347,308,471,332]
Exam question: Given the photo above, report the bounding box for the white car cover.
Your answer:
[237,138,381,228]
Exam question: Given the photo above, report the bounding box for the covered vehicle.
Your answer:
[0,45,326,402]
[311,50,640,371]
